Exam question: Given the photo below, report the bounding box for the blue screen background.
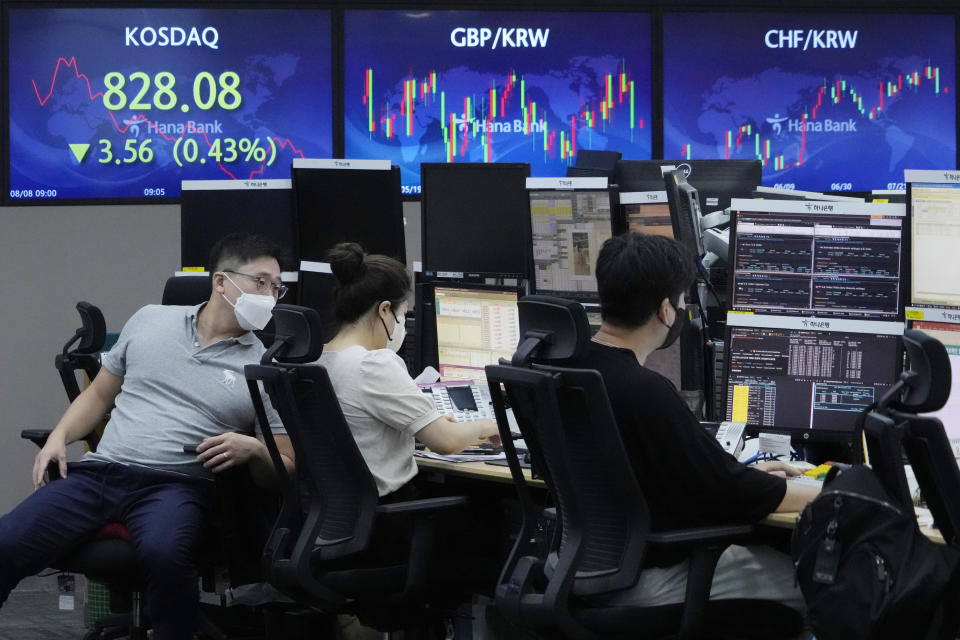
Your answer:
[344,10,653,194]
[663,13,956,192]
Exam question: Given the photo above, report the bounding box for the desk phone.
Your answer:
[419,381,493,423]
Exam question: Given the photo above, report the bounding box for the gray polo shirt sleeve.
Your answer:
[100,306,151,378]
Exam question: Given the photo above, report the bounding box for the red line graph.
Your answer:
[32,56,305,180]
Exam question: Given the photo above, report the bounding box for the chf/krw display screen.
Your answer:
[6,7,332,202]
[344,10,652,195]
[663,13,956,192]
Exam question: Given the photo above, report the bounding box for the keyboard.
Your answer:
[419,381,493,423]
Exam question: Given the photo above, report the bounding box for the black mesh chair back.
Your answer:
[246,304,379,591]
[489,363,648,602]
[277,363,379,559]
[161,275,210,306]
[865,329,960,545]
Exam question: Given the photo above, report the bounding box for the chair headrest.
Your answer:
[74,302,106,354]
[264,304,324,364]
[162,276,210,306]
[512,295,591,367]
[897,329,952,413]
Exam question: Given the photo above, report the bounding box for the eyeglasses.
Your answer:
[223,270,288,299]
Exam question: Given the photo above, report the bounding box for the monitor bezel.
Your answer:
[420,162,532,280]
[721,315,906,444]
[290,162,406,265]
[726,199,909,322]
[2,2,336,206]
[906,171,960,311]
[179,178,297,270]
[422,280,524,377]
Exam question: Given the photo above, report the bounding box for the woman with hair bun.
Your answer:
[319,242,500,499]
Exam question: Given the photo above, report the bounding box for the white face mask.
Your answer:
[381,309,407,353]
[221,273,276,331]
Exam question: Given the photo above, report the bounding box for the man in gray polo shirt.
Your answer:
[0,233,294,640]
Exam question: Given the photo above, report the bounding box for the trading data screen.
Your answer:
[344,10,652,195]
[530,189,613,299]
[6,7,332,201]
[911,320,960,439]
[434,287,520,383]
[730,203,905,319]
[725,323,900,432]
[910,182,960,308]
[663,12,955,192]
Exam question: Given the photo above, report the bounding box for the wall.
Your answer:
[0,204,180,516]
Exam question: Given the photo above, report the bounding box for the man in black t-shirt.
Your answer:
[572,232,819,611]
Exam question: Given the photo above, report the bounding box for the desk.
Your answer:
[416,458,947,545]
[416,457,546,488]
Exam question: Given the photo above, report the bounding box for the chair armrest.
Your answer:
[495,554,544,625]
[374,495,470,516]
[647,523,756,548]
[21,429,100,452]
[21,429,52,448]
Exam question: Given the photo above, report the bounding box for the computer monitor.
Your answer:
[431,285,520,384]
[725,314,903,436]
[728,198,907,320]
[421,163,531,279]
[292,159,406,263]
[619,191,674,238]
[910,316,960,440]
[296,265,340,342]
[180,179,297,270]
[907,170,960,309]
[527,177,616,301]
[870,190,906,204]
[663,167,705,257]
[617,160,762,212]
[567,150,622,180]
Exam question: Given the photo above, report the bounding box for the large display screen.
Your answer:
[663,13,955,192]
[344,10,652,195]
[6,7,332,202]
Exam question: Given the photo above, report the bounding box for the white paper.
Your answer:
[414,366,441,384]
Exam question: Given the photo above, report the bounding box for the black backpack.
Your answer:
[792,464,960,640]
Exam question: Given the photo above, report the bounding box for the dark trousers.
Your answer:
[0,461,215,640]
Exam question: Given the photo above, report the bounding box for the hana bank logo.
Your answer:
[766,113,789,136]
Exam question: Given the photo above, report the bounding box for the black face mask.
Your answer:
[657,300,686,350]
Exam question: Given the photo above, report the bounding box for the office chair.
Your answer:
[486,295,803,640]
[246,305,474,635]
[19,302,152,639]
[21,301,105,451]
[20,288,265,639]
[864,329,960,547]
[161,274,210,306]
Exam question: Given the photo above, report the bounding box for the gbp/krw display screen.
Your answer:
[6,7,332,201]
[344,10,652,195]
[663,13,955,192]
